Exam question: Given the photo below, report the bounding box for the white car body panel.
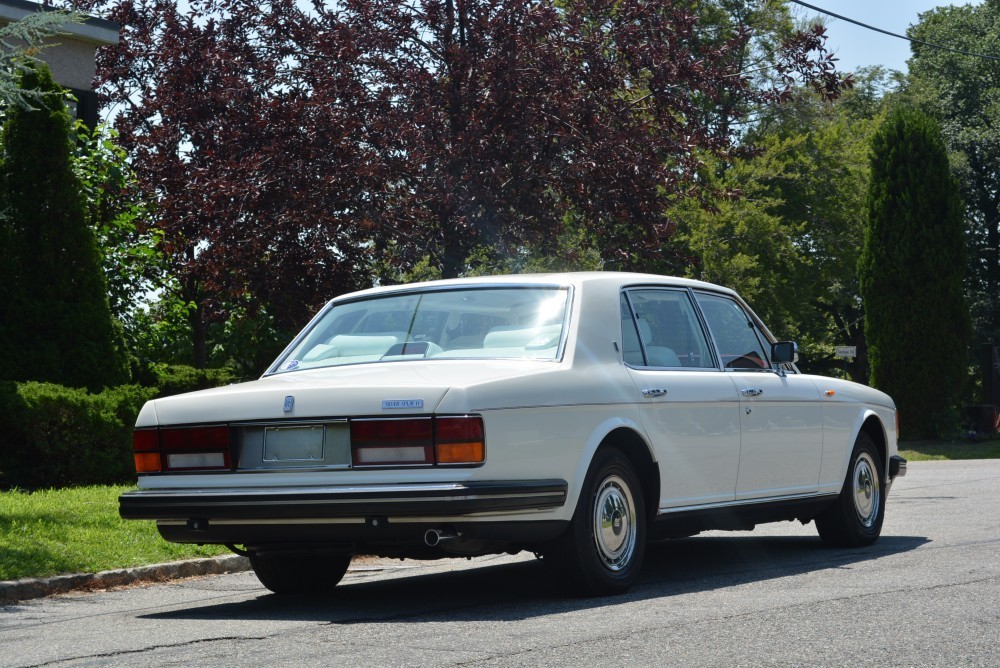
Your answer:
[624,367,741,508]
[732,371,824,500]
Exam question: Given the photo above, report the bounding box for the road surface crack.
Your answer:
[24,635,270,667]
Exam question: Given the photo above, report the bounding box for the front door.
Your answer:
[694,292,823,500]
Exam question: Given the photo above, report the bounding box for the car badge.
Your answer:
[283,396,295,413]
[382,399,424,410]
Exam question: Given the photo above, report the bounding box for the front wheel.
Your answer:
[249,552,351,595]
[815,431,885,547]
[544,447,646,596]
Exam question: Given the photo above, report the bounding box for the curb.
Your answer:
[0,554,251,604]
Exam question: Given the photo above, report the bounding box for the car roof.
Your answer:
[332,272,738,303]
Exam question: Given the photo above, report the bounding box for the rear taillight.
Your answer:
[435,417,486,464]
[131,426,232,474]
[350,418,434,465]
[351,416,485,467]
[132,430,161,473]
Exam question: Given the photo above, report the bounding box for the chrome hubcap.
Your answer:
[593,475,637,571]
[852,452,881,528]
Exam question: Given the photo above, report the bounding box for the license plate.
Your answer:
[263,426,325,462]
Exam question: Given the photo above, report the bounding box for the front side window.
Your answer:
[270,287,569,373]
[694,292,771,370]
[621,289,716,368]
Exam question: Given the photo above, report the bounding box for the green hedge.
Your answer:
[0,365,242,489]
[139,364,240,398]
[0,382,158,489]
[0,367,241,490]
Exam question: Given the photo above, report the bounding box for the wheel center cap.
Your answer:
[612,511,623,536]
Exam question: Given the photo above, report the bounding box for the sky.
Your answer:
[795,1,985,73]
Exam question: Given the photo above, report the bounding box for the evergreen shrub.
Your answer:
[0,62,128,391]
[133,364,240,398]
[0,382,156,489]
[860,107,970,439]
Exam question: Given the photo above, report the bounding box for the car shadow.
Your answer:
[142,533,928,623]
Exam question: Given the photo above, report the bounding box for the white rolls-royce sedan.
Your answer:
[120,272,906,596]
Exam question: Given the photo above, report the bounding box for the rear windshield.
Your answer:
[269,286,570,373]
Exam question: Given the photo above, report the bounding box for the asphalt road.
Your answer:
[1,459,997,667]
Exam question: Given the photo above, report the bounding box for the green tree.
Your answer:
[860,107,969,439]
[672,72,891,378]
[0,62,128,390]
[904,2,1000,349]
[73,123,164,351]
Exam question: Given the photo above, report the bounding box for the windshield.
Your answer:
[270,286,570,373]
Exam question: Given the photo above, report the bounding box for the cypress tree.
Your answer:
[0,62,128,391]
[859,107,970,439]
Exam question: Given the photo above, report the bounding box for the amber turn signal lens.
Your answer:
[436,441,485,464]
[133,452,162,473]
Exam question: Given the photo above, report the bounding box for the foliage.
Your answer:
[0,382,157,489]
[672,74,888,378]
[73,123,164,344]
[0,10,85,111]
[0,485,227,581]
[127,292,287,380]
[0,63,128,391]
[63,0,848,366]
[457,216,605,278]
[860,107,970,439]
[131,364,239,397]
[671,154,797,331]
[904,2,1000,347]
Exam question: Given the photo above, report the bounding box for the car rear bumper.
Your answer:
[119,479,569,521]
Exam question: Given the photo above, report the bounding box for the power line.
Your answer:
[789,0,1000,62]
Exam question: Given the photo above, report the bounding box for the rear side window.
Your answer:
[621,289,715,368]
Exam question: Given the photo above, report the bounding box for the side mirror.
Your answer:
[771,341,799,365]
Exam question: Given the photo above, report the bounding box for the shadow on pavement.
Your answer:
[141,533,928,624]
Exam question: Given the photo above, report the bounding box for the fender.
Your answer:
[562,414,654,512]
[837,408,889,478]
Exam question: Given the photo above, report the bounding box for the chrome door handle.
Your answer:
[741,387,764,397]
[642,388,668,397]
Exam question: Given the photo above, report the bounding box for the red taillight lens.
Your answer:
[160,426,230,450]
[131,426,232,473]
[350,416,485,467]
[351,418,434,466]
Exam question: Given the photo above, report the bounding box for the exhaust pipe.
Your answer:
[424,529,459,547]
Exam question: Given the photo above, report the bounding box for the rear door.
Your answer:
[621,288,741,509]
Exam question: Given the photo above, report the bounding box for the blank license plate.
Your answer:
[263,426,325,462]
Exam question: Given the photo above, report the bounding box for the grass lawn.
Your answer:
[0,485,228,582]
[899,438,1000,461]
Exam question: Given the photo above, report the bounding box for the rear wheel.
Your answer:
[815,431,885,547]
[249,552,351,595]
[545,447,646,596]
